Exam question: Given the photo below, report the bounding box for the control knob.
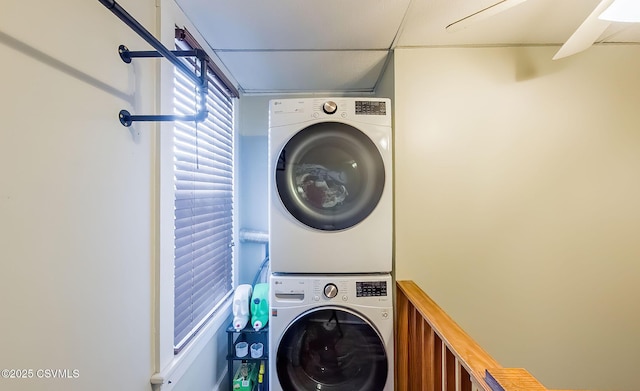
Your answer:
[322,101,338,114]
[324,283,338,299]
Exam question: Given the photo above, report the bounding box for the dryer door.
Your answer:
[275,122,385,231]
[276,307,388,391]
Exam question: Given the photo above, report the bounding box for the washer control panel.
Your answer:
[272,275,392,305]
[356,281,388,297]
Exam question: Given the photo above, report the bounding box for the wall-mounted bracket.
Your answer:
[116,45,208,126]
[99,0,209,127]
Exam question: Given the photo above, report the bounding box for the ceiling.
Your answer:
[175,0,640,95]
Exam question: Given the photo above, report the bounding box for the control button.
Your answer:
[324,283,338,299]
[340,112,347,118]
[313,112,319,119]
[322,101,338,114]
[382,311,389,319]
[342,295,348,301]
[313,295,320,301]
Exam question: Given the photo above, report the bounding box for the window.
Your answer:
[172,29,236,353]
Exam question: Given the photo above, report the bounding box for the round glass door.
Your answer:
[276,307,388,391]
[275,122,385,231]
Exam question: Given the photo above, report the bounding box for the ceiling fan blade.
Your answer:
[446,0,529,32]
[552,0,614,60]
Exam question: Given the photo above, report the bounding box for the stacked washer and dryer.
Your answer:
[268,98,394,391]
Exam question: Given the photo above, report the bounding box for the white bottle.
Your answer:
[232,284,253,331]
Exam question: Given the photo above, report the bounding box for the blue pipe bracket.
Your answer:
[99,0,209,127]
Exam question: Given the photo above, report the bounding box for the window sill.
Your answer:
[150,297,232,390]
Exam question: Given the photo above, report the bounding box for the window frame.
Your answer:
[152,14,239,388]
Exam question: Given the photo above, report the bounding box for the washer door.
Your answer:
[276,307,388,391]
[275,122,385,231]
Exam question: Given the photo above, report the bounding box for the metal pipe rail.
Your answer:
[98,0,208,127]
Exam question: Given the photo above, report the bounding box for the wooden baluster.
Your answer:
[460,365,472,391]
[445,346,456,391]
[455,359,473,391]
[423,320,435,391]
[434,334,443,391]
[396,288,409,391]
[409,306,422,391]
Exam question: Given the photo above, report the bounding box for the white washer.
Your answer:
[269,273,394,391]
[269,98,392,274]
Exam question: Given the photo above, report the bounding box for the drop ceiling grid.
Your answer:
[174,0,640,93]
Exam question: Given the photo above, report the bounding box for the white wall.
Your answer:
[236,96,272,286]
[0,1,154,390]
[394,45,640,391]
[0,1,230,390]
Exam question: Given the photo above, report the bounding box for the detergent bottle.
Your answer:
[250,283,269,331]
[232,284,253,331]
[257,361,265,391]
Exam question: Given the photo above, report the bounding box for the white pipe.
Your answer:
[239,229,269,243]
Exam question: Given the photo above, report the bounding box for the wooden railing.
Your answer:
[396,280,563,391]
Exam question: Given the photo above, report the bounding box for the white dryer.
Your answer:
[269,273,394,391]
[268,98,392,274]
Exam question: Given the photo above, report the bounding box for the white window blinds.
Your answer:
[173,39,234,352]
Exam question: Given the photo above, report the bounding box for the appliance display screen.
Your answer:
[355,101,386,115]
[356,281,387,297]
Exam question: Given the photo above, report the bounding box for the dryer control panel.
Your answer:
[355,100,387,115]
[269,97,391,128]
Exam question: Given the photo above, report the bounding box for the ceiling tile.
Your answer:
[216,50,389,93]
[176,0,411,50]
